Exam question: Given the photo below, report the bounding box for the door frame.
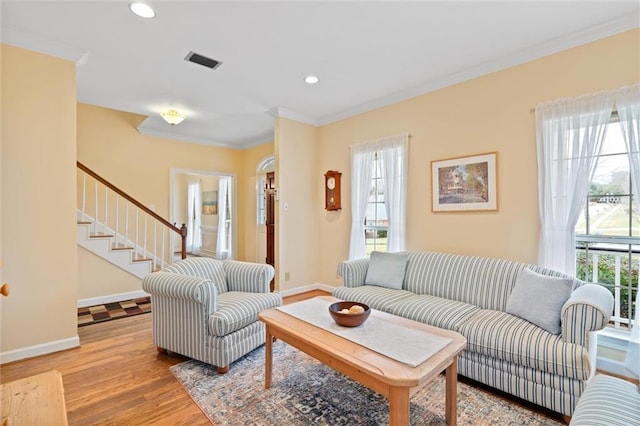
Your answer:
[169,168,237,260]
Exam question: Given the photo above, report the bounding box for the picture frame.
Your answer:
[431,152,498,212]
[202,190,218,215]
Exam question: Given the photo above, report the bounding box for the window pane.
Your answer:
[590,154,629,196]
[585,195,630,236]
[632,203,640,237]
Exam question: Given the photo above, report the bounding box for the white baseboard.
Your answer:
[277,283,335,297]
[0,336,80,365]
[596,355,637,381]
[77,290,150,308]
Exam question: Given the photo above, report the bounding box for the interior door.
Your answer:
[266,171,275,291]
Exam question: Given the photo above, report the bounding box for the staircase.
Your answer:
[76,162,187,279]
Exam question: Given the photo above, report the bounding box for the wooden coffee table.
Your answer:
[259,296,466,426]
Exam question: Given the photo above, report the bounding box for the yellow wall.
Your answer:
[1,45,78,355]
[241,142,274,262]
[275,118,320,291]
[315,29,640,287]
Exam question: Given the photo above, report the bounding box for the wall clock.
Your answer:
[324,170,342,211]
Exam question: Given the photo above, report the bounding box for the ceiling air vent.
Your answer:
[184,51,222,70]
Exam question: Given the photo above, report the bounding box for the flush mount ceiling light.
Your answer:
[129,2,155,19]
[160,109,186,126]
[304,75,320,84]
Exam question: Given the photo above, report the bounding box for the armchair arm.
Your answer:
[337,258,370,288]
[142,272,218,314]
[561,283,614,346]
[223,261,274,293]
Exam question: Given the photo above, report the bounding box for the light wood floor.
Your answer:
[1,289,562,425]
[0,290,329,425]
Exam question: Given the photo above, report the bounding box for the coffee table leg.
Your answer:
[389,386,410,426]
[265,325,273,389]
[445,355,458,426]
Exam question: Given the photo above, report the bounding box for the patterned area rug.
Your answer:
[77,297,151,327]
[170,341,563,425]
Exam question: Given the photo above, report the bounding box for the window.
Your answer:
[365,153,388,254]
[348,134,408,260]
[536,86,640,332]
[576,115,639,329]
[257,175,266,225]
[256,156,274,225]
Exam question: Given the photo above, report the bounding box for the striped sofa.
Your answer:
[333,251,614,417]
[142,257,282,373]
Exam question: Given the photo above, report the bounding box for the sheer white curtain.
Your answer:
[616,84,640,380]
[380,134,409,252]
[216,177,231,259]
[186,180,202,253]
[349,143,374,260]
[348,134,409,259]
[536,91,614,274]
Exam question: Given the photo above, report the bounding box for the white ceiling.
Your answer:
[2,1,639,149]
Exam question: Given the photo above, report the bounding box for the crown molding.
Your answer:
[137,125,242,150]
[316,14,640,126]
[2,26,89,65]
[137,120,273,150]
[269,107,319,126]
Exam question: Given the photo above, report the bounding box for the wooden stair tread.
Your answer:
[89,233,114,238]
[77,221,92,225]
[132,257,152,263]
[112,245,134,251]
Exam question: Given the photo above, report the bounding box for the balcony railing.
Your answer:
[576,236,639,329]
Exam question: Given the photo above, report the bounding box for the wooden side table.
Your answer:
[1,370,68,425]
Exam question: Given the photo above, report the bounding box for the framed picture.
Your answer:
[431,152,498,212]
[202,190,218,215]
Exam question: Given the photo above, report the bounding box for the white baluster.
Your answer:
[125,202,130,250]
[591,254,598,284]
[144,214,148,260]
[135,209,139,259]
[614,255,621,328]
[103,187,108,235]
[115,196,119,247]
[161,227,166,268]
[153,221,157,271]
[81,172,86,221]
[94,179,98,234]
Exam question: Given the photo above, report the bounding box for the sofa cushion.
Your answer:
[387,294,480,331]
[164,257,228,295]
[506,268,573,334]
[403,251,526,311]
[458,309,590,380]
[364,251,408,290]
[332,285,414,313]
[208,291,281,336]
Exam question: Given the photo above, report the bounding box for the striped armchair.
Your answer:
[142,257,282,373]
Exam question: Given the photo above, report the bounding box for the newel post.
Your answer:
[180,224,188,259]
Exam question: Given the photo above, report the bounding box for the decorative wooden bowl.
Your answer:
[328,301,371,327]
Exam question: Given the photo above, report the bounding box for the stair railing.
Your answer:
[77,162,187,270]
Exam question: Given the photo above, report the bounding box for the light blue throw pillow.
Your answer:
[364,251,408,290]
[506,268,574,335]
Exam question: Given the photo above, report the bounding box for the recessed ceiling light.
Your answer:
[129,2,155,19]
[304,75,320,85]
